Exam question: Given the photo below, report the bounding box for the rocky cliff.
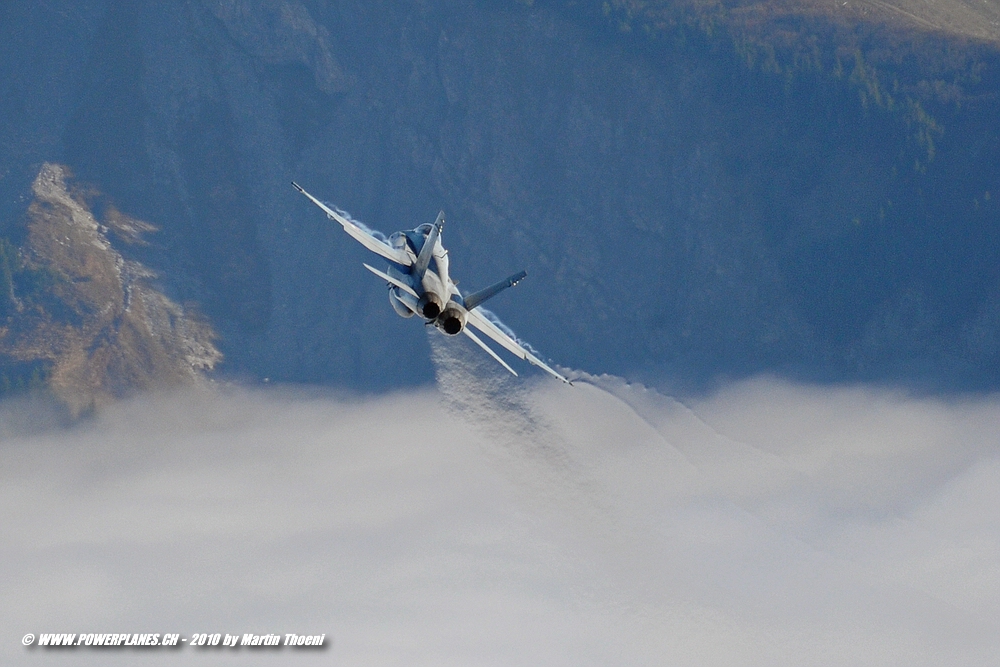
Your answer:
[0,164,219,414]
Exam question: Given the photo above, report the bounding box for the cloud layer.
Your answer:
[2,346,998,665]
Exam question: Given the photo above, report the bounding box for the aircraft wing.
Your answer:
[293,182,412,267]
[465,308,571,384]
[462,327,518,377]
[362,263,419,298]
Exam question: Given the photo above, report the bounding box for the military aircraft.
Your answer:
[293,183,571,384]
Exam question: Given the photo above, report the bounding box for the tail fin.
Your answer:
[413,212,443,277]
[463,270,527,311]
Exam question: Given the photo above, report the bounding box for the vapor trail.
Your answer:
[322,201,388,242]
[427,333,723,623]
[428,329,601,513]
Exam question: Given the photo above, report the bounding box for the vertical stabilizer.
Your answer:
[413,213,443,277]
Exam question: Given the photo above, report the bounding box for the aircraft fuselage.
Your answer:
[384,223,464,335]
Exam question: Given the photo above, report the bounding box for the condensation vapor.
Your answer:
[474,307,543,357]
[322,200,388,242]
[1,358,999,666]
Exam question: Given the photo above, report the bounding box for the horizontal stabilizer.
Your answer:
[363,263,420,298]
[463,270,527,311]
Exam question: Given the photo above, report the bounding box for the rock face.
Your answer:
[0,164,219,415]
[0,0,998,395]
[598,0,1000,46]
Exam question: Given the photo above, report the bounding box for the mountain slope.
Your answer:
[0,0,998,395]
[0,164,219,414]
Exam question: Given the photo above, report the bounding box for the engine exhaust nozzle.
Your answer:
[437,307,466,336]
[418,294,443,320]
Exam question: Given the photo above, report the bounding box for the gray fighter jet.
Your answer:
[293,183,570,384]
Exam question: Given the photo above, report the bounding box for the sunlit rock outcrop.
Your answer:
[0,164,220,415]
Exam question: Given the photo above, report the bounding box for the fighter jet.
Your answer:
[293,183,570,384]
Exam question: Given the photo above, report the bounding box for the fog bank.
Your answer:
[2,356,998,665]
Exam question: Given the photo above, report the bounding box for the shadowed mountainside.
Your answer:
[0,0,998,398]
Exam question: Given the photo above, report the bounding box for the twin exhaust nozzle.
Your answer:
[417,295,465,335]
